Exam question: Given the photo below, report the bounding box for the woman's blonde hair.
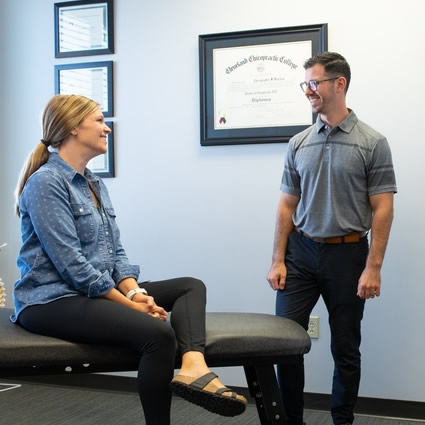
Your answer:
[14,94,99,216]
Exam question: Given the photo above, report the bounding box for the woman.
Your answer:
[12,94,247,425]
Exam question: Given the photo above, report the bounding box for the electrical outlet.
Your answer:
[308,316,320,339]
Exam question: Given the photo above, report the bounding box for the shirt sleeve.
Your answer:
[20,171,115,297]
[280,138,301,196]
[111,231,140,285]
[367,137,397,196]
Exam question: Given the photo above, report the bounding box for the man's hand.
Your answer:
[357,266,381,299]
[267,262,287,291]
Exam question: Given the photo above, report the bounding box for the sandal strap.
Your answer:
[189,372,218,390]
[216,386,236,398]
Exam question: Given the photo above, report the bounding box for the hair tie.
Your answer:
[40,139,50,147]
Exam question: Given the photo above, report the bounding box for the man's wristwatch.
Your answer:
[126,288,148,300]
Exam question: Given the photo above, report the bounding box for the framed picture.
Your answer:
[199,24,327,146]
[87,121,115,177]
[54,61,114,117]
[54,0,114,58]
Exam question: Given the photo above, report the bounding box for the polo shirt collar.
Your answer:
[315,109,358,134]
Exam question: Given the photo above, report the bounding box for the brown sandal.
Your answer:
[170,372,247,417]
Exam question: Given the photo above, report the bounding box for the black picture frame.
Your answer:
[87,121,115,177]
[54,0,114,58]
[199,24,327,146]
[54,61,114,117]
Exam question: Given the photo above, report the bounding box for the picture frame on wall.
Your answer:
[87,121,115,177]
[199,24,328,146]
[54,61,114,117]
[54,0,114,58]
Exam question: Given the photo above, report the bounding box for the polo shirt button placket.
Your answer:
[326,132,333,149]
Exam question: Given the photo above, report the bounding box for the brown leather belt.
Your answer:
[294,226,367,244]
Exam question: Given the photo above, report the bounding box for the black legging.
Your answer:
[18,277,207,425]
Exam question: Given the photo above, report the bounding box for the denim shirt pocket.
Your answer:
[103,206,116,220]
[70,203,97,242]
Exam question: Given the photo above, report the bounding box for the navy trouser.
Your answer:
[18,277,206,425]
[276,231,368,425]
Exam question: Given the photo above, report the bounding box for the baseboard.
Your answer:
[304,392,425,420]
[6,375,424,420]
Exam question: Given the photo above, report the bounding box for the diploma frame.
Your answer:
[54,61,114,117]
[88,121,115,177]
[199,24,328,146]
[54,0,114,58]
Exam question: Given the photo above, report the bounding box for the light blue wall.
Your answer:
[1,0,424,402]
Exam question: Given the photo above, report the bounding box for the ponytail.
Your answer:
[14,142,50,217]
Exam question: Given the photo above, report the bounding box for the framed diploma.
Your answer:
[54,0,114,58]
[87,121,115,177]
[199,24,327,146]
[54,61,114,117]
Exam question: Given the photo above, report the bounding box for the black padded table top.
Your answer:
[0,309,311,374]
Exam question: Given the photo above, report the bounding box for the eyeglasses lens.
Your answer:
[301,81,318,92]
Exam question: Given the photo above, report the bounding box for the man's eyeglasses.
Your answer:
[299,77,339,92]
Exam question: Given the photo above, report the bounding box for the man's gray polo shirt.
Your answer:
[281,110,397,238]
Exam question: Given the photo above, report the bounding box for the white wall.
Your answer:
[1,0,424,403]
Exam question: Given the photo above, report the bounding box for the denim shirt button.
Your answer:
[109,249,113,254]
[79,208,83,212]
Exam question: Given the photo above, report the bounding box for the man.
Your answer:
[266,52,396,425]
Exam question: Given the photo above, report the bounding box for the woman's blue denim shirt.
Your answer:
[11,153,140,322]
